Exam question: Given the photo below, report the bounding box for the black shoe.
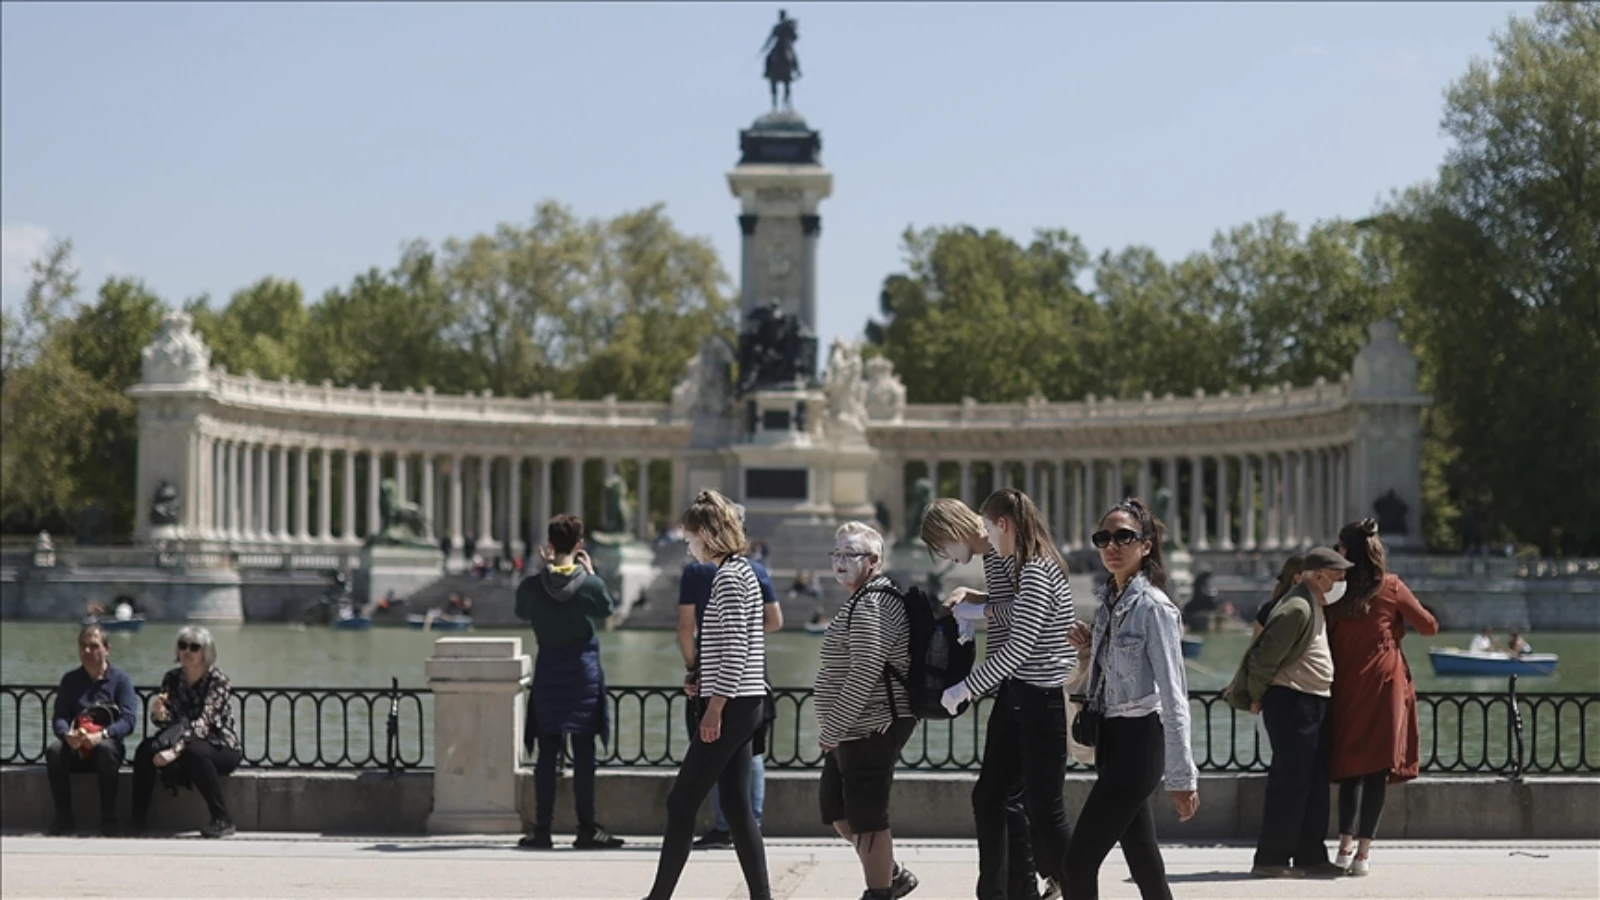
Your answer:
[574,823,624,849]
[692,829,733,850]
[1250,864,1302,879]
[891,863,919,898]
[47,815,75,836]
[1297,862,1348,879]
[126,816,147,836]
[517,826,553,849]
[860,889,893,900]
[200,818,235,839]
[99,819,120,838]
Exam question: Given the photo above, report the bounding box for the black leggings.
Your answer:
[972,681,1073,890]
[1338,769,1390,839]
[132,737,242,823]
[1063,713,1171,900]
[647,695,769,900]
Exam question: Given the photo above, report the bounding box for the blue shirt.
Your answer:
[52,664,139,742]
[679,559,777,631]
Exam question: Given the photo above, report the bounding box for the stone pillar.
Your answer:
[1053,462,1067,541]
[421,455,436,539]
[1263,454,1281,550]
[478,456,494,546]
[295,446,309,540]
[1190,455,1208,551]
[1333,447,1348,534]
[1295,449,1310,548]
[1071,462,1086,550]
[508,456,523,556]
[425,637,531,834]
[801,215,821,336]
[1163,457,1181,545]
[338,450,353,541]
[925,459,939,493]
[364,449,380,539]
[570,458,585,518]
[274,445,289,539]
[1136,458,1152,506]
[317,448,331,540]
[240,443,255,538]
[257,446,271,539]
[449,454,464,544]
[538,457,554,533]
[1313,449,1327,544]
[396,455,409,503]
[636,460,651,542]
[1217,456,1233,550]
[959,460,972,506]
[1240,455,1257,551]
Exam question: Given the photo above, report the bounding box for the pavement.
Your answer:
[1,833,1596,899]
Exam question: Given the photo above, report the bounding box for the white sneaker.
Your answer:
[1334,852,1354,869]
[1041,877,1063,900]
[1347,858,1370,877]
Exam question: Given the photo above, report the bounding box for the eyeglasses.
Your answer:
[1091,528,1144,549]
[178,642,203,653]
[829,551,872,562]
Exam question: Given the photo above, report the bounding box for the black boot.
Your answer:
[518,825,553,849]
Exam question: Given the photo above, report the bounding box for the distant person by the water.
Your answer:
[1506,631,1532,656]
[1469,626,1495,653]
[46,624,138,836]
[1253,555,1306,639]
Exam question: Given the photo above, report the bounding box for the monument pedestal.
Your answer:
[426,637,530,834]
[587,540,658,624]
[357,543,444,604]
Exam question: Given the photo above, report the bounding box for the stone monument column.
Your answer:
[1349,320,1429,549]
[426,637,530,834]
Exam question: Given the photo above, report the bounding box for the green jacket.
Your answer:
[515,564,617,650]
[1226,585,1316,711]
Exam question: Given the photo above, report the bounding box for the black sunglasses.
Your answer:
[178,641,203,653]
[1091,528,1145,549]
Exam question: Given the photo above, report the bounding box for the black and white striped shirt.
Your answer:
[965,555,1076,694]
[813,574,912,747]
[981,550,1017,652]
[699,555,769,699]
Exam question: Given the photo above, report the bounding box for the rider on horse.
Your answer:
[762,10,800,109]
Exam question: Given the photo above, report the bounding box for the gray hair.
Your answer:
[174,625,218,669]
[78,623,107,648]
[836,521,886,564]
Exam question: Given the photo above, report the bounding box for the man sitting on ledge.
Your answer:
[47,624,138,836]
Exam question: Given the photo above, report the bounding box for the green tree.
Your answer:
[187,276,308,380]
[1387,2,1600,554]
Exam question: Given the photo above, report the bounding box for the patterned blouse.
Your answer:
[155,666,240,752]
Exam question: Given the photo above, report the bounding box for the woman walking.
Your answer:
[1063,499,1199,900]
[814,522,919,900]
[939,489,1076,898]
[922,497,1048,900]
[644,490,771,900]
[1327,518,1439,876]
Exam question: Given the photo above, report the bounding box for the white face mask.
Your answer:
[1322,580,1347,605]
[943,542,973,565]
[686,534,708,563]
[982,519,1005,551]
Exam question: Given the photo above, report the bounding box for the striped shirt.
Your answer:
[981,550,1018,654]
[965,555,1076,694]
[699,555,769,699]
[813,574,912,747]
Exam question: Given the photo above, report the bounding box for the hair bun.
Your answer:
[1359,517,1379,536]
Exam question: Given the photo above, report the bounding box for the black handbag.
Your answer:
[1071,610,1114,748]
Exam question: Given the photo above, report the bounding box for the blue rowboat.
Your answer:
[1181,636,1204,659]
[407,613,472,631]
[84,616,144,633]
[332,616,373,631]
[1427,648,1558,677]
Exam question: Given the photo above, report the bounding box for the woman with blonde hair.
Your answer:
[923,496,1049,900]
[644,490,772,900]
[939,488,1076,899]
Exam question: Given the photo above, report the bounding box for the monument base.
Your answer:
[587,540,658,625]
[357,543,445,605]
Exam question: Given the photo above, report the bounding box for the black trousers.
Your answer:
[1254,687,1331,868]
[973,681,1073,893]
[1063,713,1171,900]
[45,738,124,819]
[132,738,242,824]
[1338,769,1390,840]
[533,733,599,829]
[648,695,769,900]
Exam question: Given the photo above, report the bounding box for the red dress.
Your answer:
[1327,574,1439,783]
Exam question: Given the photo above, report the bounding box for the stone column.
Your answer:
[1217,456,1233,550]
[1295,449,1310,548]
[1053,462,1067,541]
[478,456,494,545]
[959,460,973,506]
[342,450,357,541]
[367,449,382,539]
[1136,458,1152,506]
[257,446,271,539]
[425,637,531,834]
[1189,456,1208,551]
[1263,454,1281,550]
[317,448,332,540]
[421,455,436,539]
[508,457,523,555]
[1313,449,1327,543]
[274,445,289,539]
[240,443,255,538]
[1071,462,1086,550]
[636,460,651,542]
[801,215,821,334]
[925,458,939,493]
[1240,455,1257,551]
[396,455,409,503]
[1163,457,1182,545]
[570,458,585,518]
[295,446,309,540]
[1333,447,1348,534]
[449,454,464,544]
[537,457,554,534]
[992,459,1006,493]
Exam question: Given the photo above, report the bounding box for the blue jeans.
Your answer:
[711,753,765,832]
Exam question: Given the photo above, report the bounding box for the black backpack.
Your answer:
[882,583,977,719]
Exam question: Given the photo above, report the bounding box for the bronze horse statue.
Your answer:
[761,10,801,109]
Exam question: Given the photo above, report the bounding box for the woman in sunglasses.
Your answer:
[940,488,1077,899]
[130,626,241,838]
[1063,499,1198,900]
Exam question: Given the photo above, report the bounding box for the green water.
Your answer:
[2,623,1595,772]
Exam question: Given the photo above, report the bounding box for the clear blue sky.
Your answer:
[1,1,1532,352]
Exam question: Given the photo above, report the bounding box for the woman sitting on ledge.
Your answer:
[130,626,242,838]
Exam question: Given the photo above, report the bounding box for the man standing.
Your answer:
[1228,546,1352,878]
[676,507,783,849]
[46,624,138,835]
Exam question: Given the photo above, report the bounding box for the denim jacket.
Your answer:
[1087,572,1198,792]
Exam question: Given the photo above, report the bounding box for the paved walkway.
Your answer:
[1,833,1596,899]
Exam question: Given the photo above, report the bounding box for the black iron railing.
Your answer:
[5,678,1594,775]
[0,679,429,772]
